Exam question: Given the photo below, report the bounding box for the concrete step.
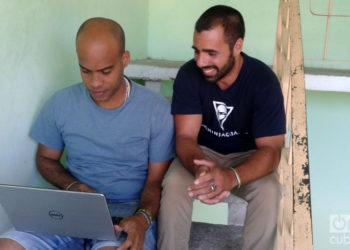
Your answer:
[189,222,243,250]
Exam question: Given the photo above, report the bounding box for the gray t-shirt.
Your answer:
[30,80,175,203]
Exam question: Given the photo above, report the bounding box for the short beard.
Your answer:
[203,53,235,83]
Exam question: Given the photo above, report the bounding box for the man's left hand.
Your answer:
[188,159,233,204]
[114,214,148,250]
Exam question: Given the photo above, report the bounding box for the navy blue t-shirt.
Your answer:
[171,53,286,154]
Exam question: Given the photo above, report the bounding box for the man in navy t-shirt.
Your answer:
[158,5,286,250]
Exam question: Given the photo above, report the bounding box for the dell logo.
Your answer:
[48,210,64,220]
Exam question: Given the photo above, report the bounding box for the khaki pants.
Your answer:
[158,146,280,250]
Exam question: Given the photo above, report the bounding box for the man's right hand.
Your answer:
[114,214,148,250]
[188,159,232,204]
[195,165,210,179]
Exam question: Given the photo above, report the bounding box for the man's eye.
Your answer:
[101,70,111,75]
[80,68,90,74]
[208,52,217,57]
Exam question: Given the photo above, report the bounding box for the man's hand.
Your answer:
[195,165,210,179]
[188,159,233,204]
[114,214,148,250]
[67,182,96,193]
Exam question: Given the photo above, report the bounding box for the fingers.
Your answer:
[189,178,224,203]
[196,183,222,201]
[189,176,212,191]
[117,230,144,250]
[117,237,132,250]
[193,159,218,185]
[196,165,209,179]
[194,173,213,185]
[115,216,146,250]
[193,165,214,186]
[81,184,97,193]
[117,239,132,250]
[188,178,214,195]
[114,224,123,232]
[193,159,215,168]
[190,160,232,204]
[190,182,230,204]
[69,183,96,193]
[200,191,231,205]
[189,170,218,199]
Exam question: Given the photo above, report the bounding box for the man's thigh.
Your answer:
[89,222,156,250]
[0,230,85,250]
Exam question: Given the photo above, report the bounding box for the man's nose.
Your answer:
[90,73,103,88]
[196,54,209,68]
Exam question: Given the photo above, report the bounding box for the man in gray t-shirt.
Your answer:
[0,18,174,250]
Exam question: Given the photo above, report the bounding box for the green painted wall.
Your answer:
[147,0,350,70]
[300,0,350,70]
[306,90,350,250]
[148,0,279,65]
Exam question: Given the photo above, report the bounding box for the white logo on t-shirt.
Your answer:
[213,101,234,131]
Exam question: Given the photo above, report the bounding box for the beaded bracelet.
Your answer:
[135,208,152,229]
[231,168,242,189]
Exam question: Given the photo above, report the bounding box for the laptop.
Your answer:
[0,184,126,240]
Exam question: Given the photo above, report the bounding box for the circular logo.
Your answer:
[48,210,64,220]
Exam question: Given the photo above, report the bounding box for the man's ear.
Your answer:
[122,50,130,68]
[233,38,244,55]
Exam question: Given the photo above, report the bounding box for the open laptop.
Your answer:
[0,184,126,240]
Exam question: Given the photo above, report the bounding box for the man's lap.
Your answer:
[0,230,85,250]
[0,222,157,250]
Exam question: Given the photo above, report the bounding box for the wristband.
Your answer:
[65,181,82,191]
[135,208,152,229]
[230,168,241,189]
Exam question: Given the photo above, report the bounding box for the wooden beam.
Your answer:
[289,0,313,248]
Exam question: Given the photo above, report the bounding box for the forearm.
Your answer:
[176,136,205,175]
[138,180,162,219]
[115,181,162,250]
[37,156,76,190]
[234,146,281,187]
[115,181,163,250]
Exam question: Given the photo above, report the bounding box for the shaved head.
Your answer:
[76,17,125,52]
[75,17,130,110]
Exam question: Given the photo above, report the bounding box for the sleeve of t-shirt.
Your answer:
[252,71,286,138]
[149,98,175,163]
[29,94,65,151]
[171,62,202,115]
